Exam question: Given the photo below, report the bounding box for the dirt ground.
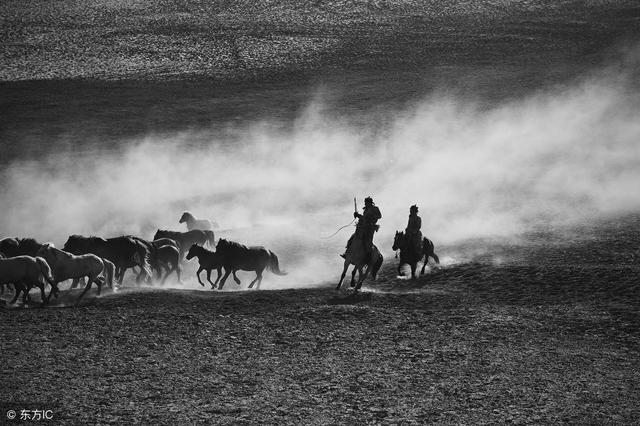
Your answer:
[2,0,640,424]
[1,215,639,424]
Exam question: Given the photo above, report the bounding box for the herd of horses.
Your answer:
[0,211,440,307]
[0,212,287,306]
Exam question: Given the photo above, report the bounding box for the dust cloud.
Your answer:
[1,50,639,287]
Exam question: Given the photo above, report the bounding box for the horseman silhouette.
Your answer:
[392,231,440,279]
[337,196,383,291]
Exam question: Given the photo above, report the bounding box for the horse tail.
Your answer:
[204,230,216,248]
[102,259,115,288]
[35,256,55,285]
[133,250,153,279]
[371,251,383,279]
[268,251,287,276]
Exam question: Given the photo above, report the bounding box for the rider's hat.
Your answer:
[410,204,418,212]
[364,196,374,204]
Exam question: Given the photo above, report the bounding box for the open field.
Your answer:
[2,215,639,424]
[2,0,640,423]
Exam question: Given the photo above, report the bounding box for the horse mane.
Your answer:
[42,242,72,258]
[192,243,214,255]
[17,237,43,249]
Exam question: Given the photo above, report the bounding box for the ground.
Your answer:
[1,0,640,424]
[1,215,639,424]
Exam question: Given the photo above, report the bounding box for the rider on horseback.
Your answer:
[341,196,382,260]
[406,205,422,254]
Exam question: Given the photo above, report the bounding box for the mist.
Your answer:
[1,55,640,287]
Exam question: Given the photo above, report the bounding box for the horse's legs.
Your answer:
[76,274,98,306]
[9,283,23,305]
[218,269,232,290]
[248,268,264,289]
[175,264,182,284]
[410,262,417,279]
[213,268,222,288]
[70,277,81,289]
[420,259,427,275]
[196,266,205,287]
[116,267,125,285]
[45,281,60,303]
[37,282,48,307]
[22,285,31,306]
[206,269,215,287]
[76,282,92,306]
[232,271,241,285]
[337,261,350,290]
[350,268,358,288]
[355,264,374,291]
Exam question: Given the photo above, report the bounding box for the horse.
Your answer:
[69,258,116,291]
[215,238,287,290]
[155,244,182,284]
[0,237,45,257]
[153,229,216,260]
[63,235,151,285]
[186,244,224,289]
[392,231,440,279]
[37,244,113,305]
[336,230,383,291]
[0,255,57,306]
[179,211,218,231]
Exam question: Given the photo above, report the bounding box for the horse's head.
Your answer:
[186,244,200,260]
[37,243,56,259]
[179,212,192,224]
[63,235,83,254]
[392,231,404,251]
[216,238,228,252]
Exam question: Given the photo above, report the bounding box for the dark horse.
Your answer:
[0,237,45,257]
[153,229,215,260]
[392,231,440,279]
[215,238,287,290]
[186,244,224,289]
[337,230,383,291]
[63,235,151,284]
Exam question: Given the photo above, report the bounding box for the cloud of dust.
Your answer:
[1,47,639,288]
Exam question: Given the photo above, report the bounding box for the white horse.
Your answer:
[0,255,57,306]
[37,244,113,305]
[179,211,218,231]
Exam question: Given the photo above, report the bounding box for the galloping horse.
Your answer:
[186,244,223,289]
[0,255,56,306]
[179,211,218,231]
[215,239,287,290]
[37,244,113,305]
[337,231,383,291]
[392,231,440,279]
